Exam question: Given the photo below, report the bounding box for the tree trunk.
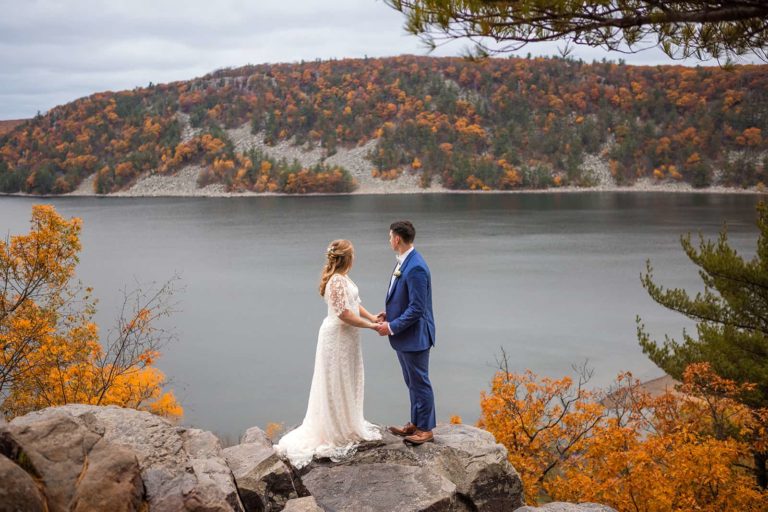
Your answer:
[755,450,767,490]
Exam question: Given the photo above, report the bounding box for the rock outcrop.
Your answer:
[223,426,309,511]
[1,404,243,512]
[0,406,617,512]
[299,423,525,511]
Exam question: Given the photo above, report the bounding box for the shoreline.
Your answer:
[1,184,766,199]
[4,120,764,199]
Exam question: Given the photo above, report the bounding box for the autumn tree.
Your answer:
[638,201,768,487]
[385,1,768,61]
[479,356,768,510]
[552,364,768,511]
[478,355,604,501]
[0,205,182,420]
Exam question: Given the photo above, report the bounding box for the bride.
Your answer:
[275,239,383,468]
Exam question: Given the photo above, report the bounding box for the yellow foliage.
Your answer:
[466,175,487,190]
[213,158,235,175]
[478,364,768,510]
[0,206,182,421]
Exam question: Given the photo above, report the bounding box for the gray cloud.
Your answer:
[0,0,761,119]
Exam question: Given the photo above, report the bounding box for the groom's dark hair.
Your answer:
[390,221,415,244]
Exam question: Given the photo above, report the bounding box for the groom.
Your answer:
[375,220,436,445]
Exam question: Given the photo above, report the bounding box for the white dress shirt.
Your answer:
[388,246,414,296]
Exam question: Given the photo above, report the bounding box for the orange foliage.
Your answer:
[265,422,285,440]
[0,119,25,136]
[2,56,767,194]
[227,148,356,193]
[498,159,522,189]
[466,175,490,191]
[740,128,763,147]
[0,206,182,420]
[723,90,744,112]
[686,152,702,167]
[652,163,682,181]
[478,363,768,510]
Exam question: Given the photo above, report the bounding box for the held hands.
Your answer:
[373,321,390,337]
[368,311,389,336]
[367,313,390,336]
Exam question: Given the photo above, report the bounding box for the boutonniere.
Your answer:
[394,270,402,278]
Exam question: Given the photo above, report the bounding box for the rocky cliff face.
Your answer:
[0,405,616,512]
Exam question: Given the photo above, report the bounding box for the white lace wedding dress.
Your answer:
[275,273,381,468]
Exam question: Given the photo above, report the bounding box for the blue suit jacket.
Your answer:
[386,249,436,352]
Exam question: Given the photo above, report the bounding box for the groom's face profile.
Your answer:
[389,230,399,252]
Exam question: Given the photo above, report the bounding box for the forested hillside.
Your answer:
[0,120,24,137]
[1,55,766,194]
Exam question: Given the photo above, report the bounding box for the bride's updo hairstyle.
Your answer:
[319,239,354,296]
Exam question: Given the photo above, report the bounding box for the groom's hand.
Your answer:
[375,322,390,336]
[376,311,387,322]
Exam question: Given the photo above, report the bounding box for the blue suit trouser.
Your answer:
[396,348,436,431]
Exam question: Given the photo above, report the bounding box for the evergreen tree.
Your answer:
[638,202,768,486]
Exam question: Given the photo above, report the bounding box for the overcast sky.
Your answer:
[0,0,762,120]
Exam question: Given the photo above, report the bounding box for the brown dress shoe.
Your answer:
[388,422,417,437]
[404,429,434,445]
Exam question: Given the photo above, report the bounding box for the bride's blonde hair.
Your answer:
[319,239,354,296]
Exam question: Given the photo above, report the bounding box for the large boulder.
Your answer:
[7,404,244,512]
[3,407,143,512]
[223,426,309,511]
[298,423,524,511]
[305,461,457,511]
[0,453,46,512]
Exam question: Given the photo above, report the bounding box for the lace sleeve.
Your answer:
[328,274,354,317]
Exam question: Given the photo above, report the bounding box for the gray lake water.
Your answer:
[0,193,763,440]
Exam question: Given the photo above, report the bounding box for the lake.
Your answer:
[0,192,762,440]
